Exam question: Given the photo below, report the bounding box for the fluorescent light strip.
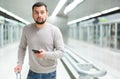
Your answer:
[64,0,84,14]
[68,7,120,25]
[89,12,102,18]
[0,7,30,24]
[68,16,90,25]
[101,7,120,14]
[51,0,67,17]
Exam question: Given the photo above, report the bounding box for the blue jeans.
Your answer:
[27,70,56,79]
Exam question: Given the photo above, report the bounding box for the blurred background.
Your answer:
[0,0,120,79]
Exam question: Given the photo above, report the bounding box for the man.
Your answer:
[14,2,64,79]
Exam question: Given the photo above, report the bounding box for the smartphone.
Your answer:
[32,49,41,54]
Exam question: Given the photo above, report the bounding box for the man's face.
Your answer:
[32,6,48,24]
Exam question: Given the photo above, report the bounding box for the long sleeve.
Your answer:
[17,27,27,66]
[45,27,65,60]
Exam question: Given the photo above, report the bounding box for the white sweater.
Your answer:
[17,23,64,73]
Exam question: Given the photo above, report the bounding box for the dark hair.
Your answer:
[32,2,48,12]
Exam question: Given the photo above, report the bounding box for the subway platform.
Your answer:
[0,42,70,79]
[67,39,120,79]
[0,40,120,79]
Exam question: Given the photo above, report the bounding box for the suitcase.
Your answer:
[16,72,21,79]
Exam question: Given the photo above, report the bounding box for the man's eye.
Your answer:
[34,12,38,14]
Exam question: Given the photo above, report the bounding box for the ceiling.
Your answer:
[1,0,120,24]
[0,0,73,23]
[34,0,73,16]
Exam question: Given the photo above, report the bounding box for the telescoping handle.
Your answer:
[16,72,21,79]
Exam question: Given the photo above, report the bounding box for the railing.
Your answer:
[61,46,107,79]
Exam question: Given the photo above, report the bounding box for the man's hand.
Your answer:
[14,65,22,73]
[34,49,46,58]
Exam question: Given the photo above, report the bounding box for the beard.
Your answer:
[35,19,46,25]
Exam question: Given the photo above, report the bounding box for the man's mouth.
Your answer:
[37,17,42,21]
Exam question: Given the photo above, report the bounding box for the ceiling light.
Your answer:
[67,7,120,25]
[89,12,102,18]
[64,0,84,14]
[101,7,120,14]
[67,16,90,25]
[51,0,67,17]
[0,7,30,24]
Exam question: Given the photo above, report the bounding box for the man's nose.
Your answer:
[38,13,42,17]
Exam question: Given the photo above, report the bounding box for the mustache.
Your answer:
[35,19,46,24]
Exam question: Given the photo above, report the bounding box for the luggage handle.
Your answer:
[16,72,21,79]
